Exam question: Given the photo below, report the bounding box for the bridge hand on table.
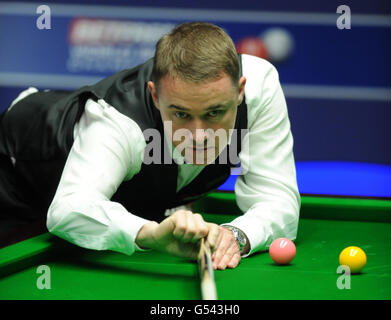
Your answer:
[135,209,219,260]
[135,210,241,269]
[211,226,241,270]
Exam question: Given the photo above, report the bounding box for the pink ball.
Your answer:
[269,238,296,265]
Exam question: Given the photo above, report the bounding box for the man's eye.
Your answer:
[174,111,189,119]
[207,110,224,118]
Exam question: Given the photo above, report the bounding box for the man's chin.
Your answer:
[182,151,218,166]
[186,161,210,166]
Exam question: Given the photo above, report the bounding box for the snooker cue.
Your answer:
[198,238,218,300]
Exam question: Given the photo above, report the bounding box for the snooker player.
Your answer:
[0,22,300,270]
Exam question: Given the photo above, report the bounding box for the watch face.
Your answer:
[235,229,245,245]
[226,226,246,246]
[238,233,245,245]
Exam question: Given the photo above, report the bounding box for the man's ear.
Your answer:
[237,76,246,105]
[147,81,159,110]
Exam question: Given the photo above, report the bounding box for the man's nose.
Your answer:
[192,129,209,146]
[188,119,208,145]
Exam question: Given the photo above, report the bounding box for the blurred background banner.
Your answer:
[0,0,390,197]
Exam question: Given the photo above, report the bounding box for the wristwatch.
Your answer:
[224,225,247,254]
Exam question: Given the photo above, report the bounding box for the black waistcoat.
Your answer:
[0,56,248,222]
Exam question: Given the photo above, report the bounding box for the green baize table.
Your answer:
[1,192,390,299]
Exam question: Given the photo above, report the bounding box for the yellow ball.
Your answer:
[339,246,367,274]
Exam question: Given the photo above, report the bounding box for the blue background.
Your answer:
[0,0,390,197]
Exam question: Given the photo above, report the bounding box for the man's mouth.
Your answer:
[188,146,214,151]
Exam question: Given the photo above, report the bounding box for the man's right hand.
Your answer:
[135,210,220,260]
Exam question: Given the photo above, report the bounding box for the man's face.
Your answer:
[148,73,246,165]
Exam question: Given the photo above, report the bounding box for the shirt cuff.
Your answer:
[127,214,153,252]
[108,210,153,255]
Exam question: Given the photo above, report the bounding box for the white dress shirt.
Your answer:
[23,54,300,257]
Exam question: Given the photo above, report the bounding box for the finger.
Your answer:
[172,210,191,240]
[206,223,220,251]
[211,229,226,262]
[190,213,209,244]
[181,212,196,243]
[212,228,224,259]
[215,226,226,248]
[227,253,241,269]
[212,227,236,266]
[217,245,241,270]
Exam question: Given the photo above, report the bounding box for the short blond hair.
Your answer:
[152,22,239,91]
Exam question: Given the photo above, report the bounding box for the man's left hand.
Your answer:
[211,226,241,270]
